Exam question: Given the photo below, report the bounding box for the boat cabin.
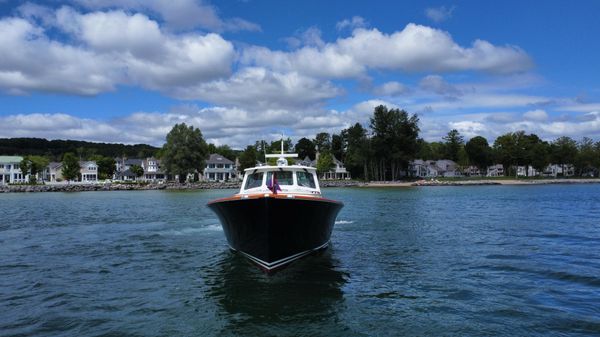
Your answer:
[239,166,321,196]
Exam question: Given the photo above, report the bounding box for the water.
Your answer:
[1,185,600,336]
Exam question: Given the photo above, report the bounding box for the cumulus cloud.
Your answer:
[336,16,368,31]
[523,109,548,121]
[425,6,455,23]
[0,8,234,95]
[242,24,533,78]
[167,67,342,109]
[72,0,261,32]
[373,81,409,96]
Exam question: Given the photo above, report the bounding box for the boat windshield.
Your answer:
[296,170,316,188]
[266,171,293,185]
[244,172,263,189]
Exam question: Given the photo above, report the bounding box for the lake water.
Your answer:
[1,185,600,336]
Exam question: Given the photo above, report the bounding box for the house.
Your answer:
[114,158,143,181]
[47,162,63,182]
[0,156,29,184]
[543,164,575,177]
[203,154,237,181]
[516,165,540,177]
[80,161,98,182]
[142,157,166,181]
[409,159,461,178]
[310,153,351,180]
[410,159,438,178]
[47,161,98,182]
[487,164,504,177]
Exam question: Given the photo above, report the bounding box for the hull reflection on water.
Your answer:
[204,248,349,335]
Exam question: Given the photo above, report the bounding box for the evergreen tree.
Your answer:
[314,132,331,152]
[294,137,316,160]
[443,129,464,162]
[343,123,370,180]
[162,123,208,183]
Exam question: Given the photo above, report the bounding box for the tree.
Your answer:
[443,129,464,162]
[238,145,258,171]
[331,133,345,162]
[343,123,370,180]
[465,136,492,170]
[162,123,208,183]
[316,151,334,176]
[130,164,144,178]
[551,136,578,176]
[213,145,236,161]
[493,133,518,176]
[294,137,316,160]
[575,137,597,176]
[20,155,50,183]
[314,132,331,152]
[62,153,80,181]
[91,155,116,180]
[369,105,420,181]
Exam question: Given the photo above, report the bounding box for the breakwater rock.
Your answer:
[0,182,241,193]
[320,180,366,188]
[411,180,501,186]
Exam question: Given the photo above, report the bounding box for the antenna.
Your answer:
[265,133,297,166]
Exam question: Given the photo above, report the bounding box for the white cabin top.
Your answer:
[239,164,321,196]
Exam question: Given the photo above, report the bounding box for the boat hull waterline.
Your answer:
[208,194,343,271]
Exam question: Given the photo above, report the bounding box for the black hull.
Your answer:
[208,196,343,271]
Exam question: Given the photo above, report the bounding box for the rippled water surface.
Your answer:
[2,185,600,336]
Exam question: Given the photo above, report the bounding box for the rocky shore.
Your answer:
[0,181,242,193]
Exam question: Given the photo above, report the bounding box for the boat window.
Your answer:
[297,171,316,188]
[266,171,293,186]
[244,172,263,189]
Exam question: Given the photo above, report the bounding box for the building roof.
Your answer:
[49,162,62,170]
[0,156,23,163]
[206,153,234,165]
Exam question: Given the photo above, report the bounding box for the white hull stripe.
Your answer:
[232,241,330,271]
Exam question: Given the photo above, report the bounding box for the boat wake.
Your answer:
[335,220,354,224]
[158,225,222,236]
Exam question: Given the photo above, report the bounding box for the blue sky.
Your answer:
[1,0,599,147]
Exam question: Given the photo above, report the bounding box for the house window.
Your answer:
[217,164,224,168]
[6,165,11,170]
[208,164,215,168]
[13,164,19,170]
[0,165,3,169]
[224,164,230,169]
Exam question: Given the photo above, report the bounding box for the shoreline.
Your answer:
[363,178,600,187]
[2,178,599,193]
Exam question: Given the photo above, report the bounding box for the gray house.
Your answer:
[203,154,237,181]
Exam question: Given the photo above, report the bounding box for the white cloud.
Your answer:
[167,67,342,109]
[523,109,548,121]
[72,0,261,32]
[242,24,533,78]
[0,9,235,95]
[373,81,409,96]
[283,26,325,49]
[336,16,367,31]
[425,6,455,23]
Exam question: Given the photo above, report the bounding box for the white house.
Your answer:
[142,157,166,181]
[543,164,575,177]
[409,159,461,178]
[0,156,29,184]
[203,154,237,181]
[486,164,505,177]
[80,161,98,182]
[309,153,351,180]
